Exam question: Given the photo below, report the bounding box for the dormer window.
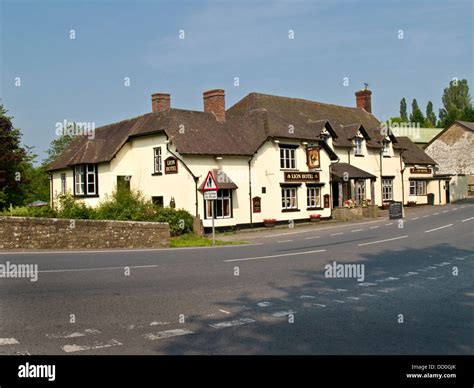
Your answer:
[382,141,390,157]
[354,137,363,156]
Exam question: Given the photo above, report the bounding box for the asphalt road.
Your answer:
[0,201,473,355]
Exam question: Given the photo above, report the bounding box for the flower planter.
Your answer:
[407,201,417,207]
[263,219,277,228]
[310,218,321,222]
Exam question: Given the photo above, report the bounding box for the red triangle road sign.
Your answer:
[203,171,219,191]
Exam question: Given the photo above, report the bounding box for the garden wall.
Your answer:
[0,217,170,250]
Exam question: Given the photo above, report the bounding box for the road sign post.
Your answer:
[203,171,219,246]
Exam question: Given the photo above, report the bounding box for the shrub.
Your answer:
[153,207,194,236]
[0,205,57,218]
[57,193,93,219]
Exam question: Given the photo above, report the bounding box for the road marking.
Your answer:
[455,257,465,261]
[336,288,348,292]
[433,212,440,215]
[369,226,379,229]
[210,318,255,329]
[62,339,122,353]
[46,329,100,339]
[462,217,474,222]
[401,272,419,277]
[424,224,453,233]
[150,321,170,326]
[411,217,419,220]
[378,288,398,293]
[330,232,343,236]
[385,223,394,226]
[257,302,272,307]
[299,295,316,299]
[361,293,376,297]
[422,215,430,218]
[314,304,326,308]
[277,240,293,243]
[219,309,231,314]
[347,296,360,300]
[452,208,458,211]
[144,329,194,340]
[272,310,296,317]
[304,236,320,240]
[38,265,159,274]
[332,299,345,303]
[224,249,326,262]
[435,262,450,267]
[358,282,377,287]
[0,338,19,346]
[351,229,363,232]
[442,210,449,213]
[358,235,408,246]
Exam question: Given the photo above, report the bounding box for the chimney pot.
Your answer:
[355,88,372,113]
[152,93,171,112]
[203,89,225,122]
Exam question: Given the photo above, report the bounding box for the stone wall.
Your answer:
[0,217,170,250]
[332,206,379,221]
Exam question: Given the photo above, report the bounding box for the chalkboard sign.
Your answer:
[389,201,403,219]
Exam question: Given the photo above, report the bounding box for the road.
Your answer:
[0,201,473,355]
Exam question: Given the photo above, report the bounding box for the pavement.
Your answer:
[0,200,472,355]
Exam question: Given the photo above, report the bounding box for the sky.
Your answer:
[1,0,473,162]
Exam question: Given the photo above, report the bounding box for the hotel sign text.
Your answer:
[410,167,431,174]
[284,172,320,182]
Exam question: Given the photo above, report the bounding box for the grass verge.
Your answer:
[170,233,248,248]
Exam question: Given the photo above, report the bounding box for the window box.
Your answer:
[309,214,321,222]
[407,200,417,207]
[263,218,277,227]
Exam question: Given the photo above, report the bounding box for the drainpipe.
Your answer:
[400,149,406,217]
[165,135,199,217]
[380,147,383,207]
[248,156,253,228]
[329,157,340,210]
[49,173,54,209]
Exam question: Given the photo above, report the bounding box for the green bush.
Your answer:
[0,205,57,218]
[57,193,93,219]
[153,207,194,236]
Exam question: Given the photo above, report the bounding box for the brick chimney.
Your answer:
[355,86,372,113]
[203,89,225,122]
[151,93,170,112]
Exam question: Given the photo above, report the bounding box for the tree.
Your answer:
[400,98,408,122]
[0,105,29,209]
[425,101,437,127]
[43,133,75,168]
[438,79,472,128]
[410,99,425,125]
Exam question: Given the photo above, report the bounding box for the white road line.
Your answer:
[38,265,159,274]
[358,282,377,287]
[277,240,293,243]
[369,226,380,229]
[336,288,348,292]
[144,329,194,340]
[351,229,363,232]
[219,309,231,314]
[257,302,272,307]
[442,210,449,213]
[411,217,419,220]
[385,223,394,226]
[314,304,326,308]
[347,296,360,300]
[0,338,19,346]
[46,329,100,339]
[361,293,376,297]
[149,321,170,326]
[462,217,474,222]
[299,295,316,299]
[210,318,255,329]
[224,249,326,262]
[62,339,122,353]
[330,232,343,236]
[424,224,453,233]
[358,235,408,246]
[333,299,345,303]
[452,208,458,211]
[433,212,440,215]
[304,236,320,240]
[422,215,430,218]
[272,310,296,317]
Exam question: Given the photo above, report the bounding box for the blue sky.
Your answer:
[1,0,472,162]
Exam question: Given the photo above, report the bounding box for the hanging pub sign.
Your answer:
[284,171,320,182]
[306,146,320,169]
[410,167,431,174]
[164,157,178,174]
[252,196,261,213]
[324,194,330,208]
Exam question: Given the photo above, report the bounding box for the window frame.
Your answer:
[306,186,321,209]
[382,142,390,157]
[280,147,296,170]
[73,164,98,196]
[382,178,393,201]
[153,147,162,174]
[204,189,233,219]
[354,137,363,156]
[60,173,67,195]
[281,187,298,210]
[354,179,366,204]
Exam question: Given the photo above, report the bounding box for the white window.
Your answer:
[382,179,393,201]
[60,173,67,194]
[382,142,390,156]
[354,138,363,156]
[307,187,321,208]
[206,189,232,219]
[74,165,84,195]
[86,164,96,195]
[281,187,297,210]
[355,180,366,204]
[410,180,426,196]
[154,147,162,174]
[280,147,296,169]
